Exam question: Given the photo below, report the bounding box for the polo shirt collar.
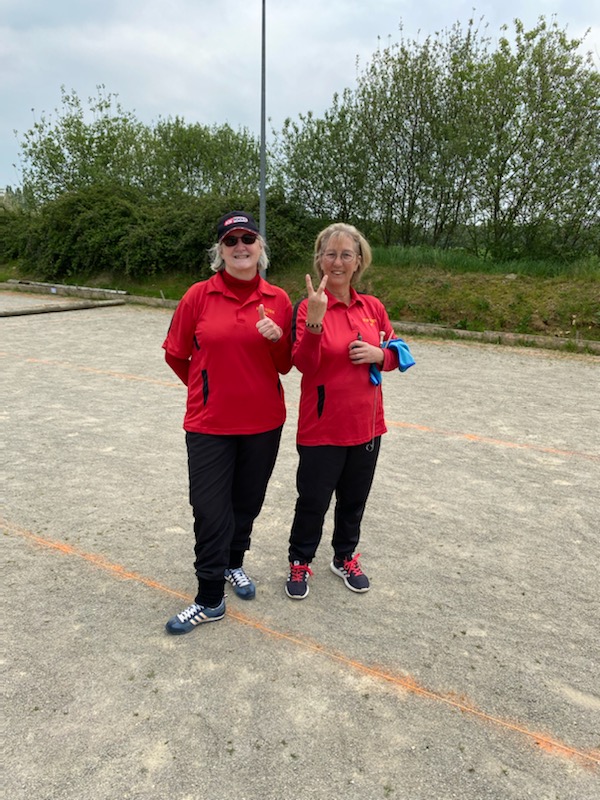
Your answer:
[325,286,364,308]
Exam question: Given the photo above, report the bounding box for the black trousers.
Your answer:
[288,437,381,564]
[186,426,282,604]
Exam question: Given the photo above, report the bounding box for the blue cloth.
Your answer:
[369,364,382,385]
[369,338,415,385]
[385,338,416,373]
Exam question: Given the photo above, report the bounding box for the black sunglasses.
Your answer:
[222,233,258,247]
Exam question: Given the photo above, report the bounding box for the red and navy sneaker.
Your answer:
[285,560,313,600]
[330,553,370,593]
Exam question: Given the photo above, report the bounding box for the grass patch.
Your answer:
[2,248,599,341]
[371,246,600,279]
[357,264,599,340]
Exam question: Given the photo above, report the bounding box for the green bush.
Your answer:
[0,205,30,261]
[264,190,319,270]
[22,184,146,279]
[9,185,318,281]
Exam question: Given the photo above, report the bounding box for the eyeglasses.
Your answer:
[222,233,258,247]
[321,250,357,264]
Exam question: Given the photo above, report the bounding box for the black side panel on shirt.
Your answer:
[317,385,325,418]
[291,298,305,344]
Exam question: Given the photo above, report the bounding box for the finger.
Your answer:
[317,274,328,294]
[257,303,266,320]
[305,274,315,295]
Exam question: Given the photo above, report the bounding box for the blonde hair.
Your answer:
[313,223,372,285]
[208,236,269,273]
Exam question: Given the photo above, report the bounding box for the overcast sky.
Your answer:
[1,0,598,190]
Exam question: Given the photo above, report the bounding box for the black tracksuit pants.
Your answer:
[288,437,381,564]
[186,426,282,606]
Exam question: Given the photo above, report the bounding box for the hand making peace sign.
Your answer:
[305,273,328,327]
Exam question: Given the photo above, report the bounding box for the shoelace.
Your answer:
[343,554,364,576]
[178,603,203,621]
[228,567,253,587]
[289,562,313,581]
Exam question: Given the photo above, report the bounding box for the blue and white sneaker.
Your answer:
[224,567,256,600]
[165,599,226,635]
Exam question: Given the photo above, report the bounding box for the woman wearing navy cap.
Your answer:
[164,211,292,634]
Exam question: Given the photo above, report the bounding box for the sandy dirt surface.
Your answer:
[3,293,599,799]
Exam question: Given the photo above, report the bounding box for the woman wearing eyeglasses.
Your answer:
[285,222,402,600]
[163,211,292,634]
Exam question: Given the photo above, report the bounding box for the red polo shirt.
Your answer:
[293,288,398,446]
[163,271,292,434]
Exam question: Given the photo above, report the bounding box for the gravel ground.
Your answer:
[2,291,599,800]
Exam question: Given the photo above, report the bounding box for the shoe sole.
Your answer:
[329,562,370,593]
[285,585,309,600]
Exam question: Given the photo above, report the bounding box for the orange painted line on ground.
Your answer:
[6,524,190,600]
[5,519,599,771]
[227,608,599,770]
[6,352,597,461]
[4,354,180,387]
[386,419,600,462]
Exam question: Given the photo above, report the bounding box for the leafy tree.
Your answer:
[422,21,491,248]
[19,86,149,208]
[18,86,261,207]
[275,16,598,258]
[472,18,600,259]
[11,16,599,270]
[272,89,371,227]
[353,31,440,245]
[147,118,260,198]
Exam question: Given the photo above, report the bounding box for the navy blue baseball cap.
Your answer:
[217,211,259,242]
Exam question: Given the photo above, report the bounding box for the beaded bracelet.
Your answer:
[305,321,322,329]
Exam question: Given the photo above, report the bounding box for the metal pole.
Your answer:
[259,0,267,276]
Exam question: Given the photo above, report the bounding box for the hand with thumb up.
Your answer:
[256,303,283,342]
